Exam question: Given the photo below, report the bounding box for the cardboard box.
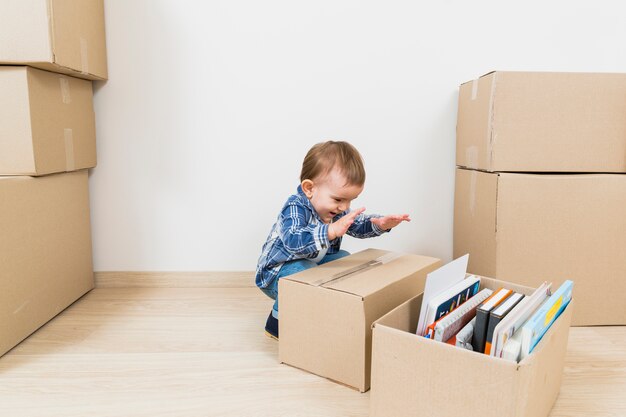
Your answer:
[0,0,108,80]
[454,167,626,326]
[370,276,574,417]
[279,248,441,392]
[456,71,626,172]
[0,170,94,357]
[0,66,96,176]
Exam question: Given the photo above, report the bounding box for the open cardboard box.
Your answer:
[371,276,573,417]
[279,248,441,392]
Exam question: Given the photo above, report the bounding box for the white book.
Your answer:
[416,254,469,336]
[502,331,523,362]
[491,282,552,358]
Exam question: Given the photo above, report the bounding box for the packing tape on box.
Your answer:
[64,128,75,171]
[80,37,89,76]
[314,252,404,287]
[59,77,71,104]
[465,146,478,216]
[471,78,479,100]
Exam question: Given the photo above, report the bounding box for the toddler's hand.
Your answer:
[371,214,411,231]
[328,207,366,240]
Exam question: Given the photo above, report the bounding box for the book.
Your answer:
[471,288,512,353]
[492,282,552,358]
[433,288,493,343]
[519,280,574,359]
[501,331,522,362]
[484,292,525,355]
[416,254,469,336]
[454,317,475,350]
[421,275,481,337]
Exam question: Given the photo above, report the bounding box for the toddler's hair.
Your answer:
[300,141,365,186]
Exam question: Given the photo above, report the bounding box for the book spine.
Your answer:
[484,314,503,355]
[472,308,490,353]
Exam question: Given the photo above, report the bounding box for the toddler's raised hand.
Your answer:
[371,214,411,231]
[328,207,366,240]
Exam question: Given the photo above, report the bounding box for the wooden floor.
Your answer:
[0,280,625,417]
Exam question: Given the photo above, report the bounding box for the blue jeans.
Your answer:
[260,250,350,319]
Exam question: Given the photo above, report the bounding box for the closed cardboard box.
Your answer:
[279,248,441,392]
[0,0,108,80]
[0,170,94,357]
[453,167,626,325]
[370,276,573,417]
[456,71,626,172]
[0,66,96,176]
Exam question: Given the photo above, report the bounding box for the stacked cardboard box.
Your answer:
[454,71,626,326]
[0,0,107,357]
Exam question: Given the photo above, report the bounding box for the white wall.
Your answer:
[91,0,626,271]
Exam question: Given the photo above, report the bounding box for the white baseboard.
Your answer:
[94,271,255,288]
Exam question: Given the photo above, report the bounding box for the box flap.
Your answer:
[283,248,439,298]
[282,248,387,287]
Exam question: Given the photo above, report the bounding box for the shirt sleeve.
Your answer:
[346,212,388,239]
[278,203,330,255]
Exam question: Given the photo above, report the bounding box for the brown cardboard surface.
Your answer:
[279,249,441,392]
[0,170,94,358]
[456,71,626,172]
[370,276,573,417]
[0,0,107,80]
[454,167,626,325]
[0,66,96,176]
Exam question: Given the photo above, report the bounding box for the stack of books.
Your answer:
[416,255,573,362]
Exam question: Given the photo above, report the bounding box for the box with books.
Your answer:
[370,271,574,417]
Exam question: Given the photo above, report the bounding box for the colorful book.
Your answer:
[434,288,493,343]
[484,292,524,355]
[421,275,481,336]
[492,282,552,358]
[471,288,512,353]
[519,280,574,358]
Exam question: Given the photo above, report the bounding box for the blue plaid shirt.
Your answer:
[255,185,387,288]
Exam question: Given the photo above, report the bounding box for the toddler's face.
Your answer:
[303,169,363,224]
